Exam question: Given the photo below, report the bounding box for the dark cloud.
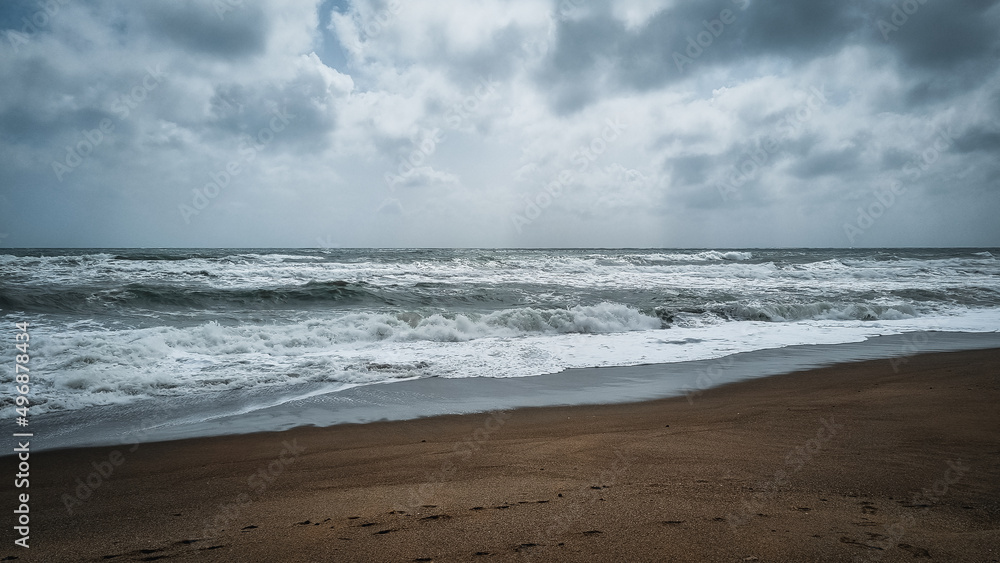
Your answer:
[876,0,1000,68]
[140,0,269,59]
[789,145,864,179]
[954,126,1000,155]
[738,0,867,55]
[538,0,998,116]
[663,154,717,187]
[879,147,914,170]
[202,75,337,154]
[0,0,997,247]
[538,0,865,114]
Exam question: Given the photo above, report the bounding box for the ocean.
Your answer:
[2,248,999,449]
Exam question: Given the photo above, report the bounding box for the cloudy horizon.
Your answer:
[1,0,998,248]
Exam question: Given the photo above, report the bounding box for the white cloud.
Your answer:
[0,0,997,247]
[611,0,675,31]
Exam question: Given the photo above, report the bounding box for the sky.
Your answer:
[0,0,998,248]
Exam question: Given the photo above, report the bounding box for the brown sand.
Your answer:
[7,348,1000,562]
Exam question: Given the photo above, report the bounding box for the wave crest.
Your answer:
[657,301,919,324]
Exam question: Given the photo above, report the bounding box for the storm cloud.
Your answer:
[1,0,998,247]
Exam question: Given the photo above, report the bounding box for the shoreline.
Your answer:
[32,329,1000,451]
[9,347,1000,561]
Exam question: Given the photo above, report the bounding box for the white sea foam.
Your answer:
[3,248,998,418]
[5,303,999,417]
[692,250,753,261]
[2,250,996,300]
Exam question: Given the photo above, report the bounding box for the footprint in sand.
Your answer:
[897,543,931,558]
[839,536,883,551]
[133,548,170,561]
[174,539,200,545]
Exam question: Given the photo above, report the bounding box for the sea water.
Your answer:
[2,248,998,448]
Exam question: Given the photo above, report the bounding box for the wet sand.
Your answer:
[7,348,1000,562]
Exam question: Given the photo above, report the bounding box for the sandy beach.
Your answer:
[8,348,1000,562]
